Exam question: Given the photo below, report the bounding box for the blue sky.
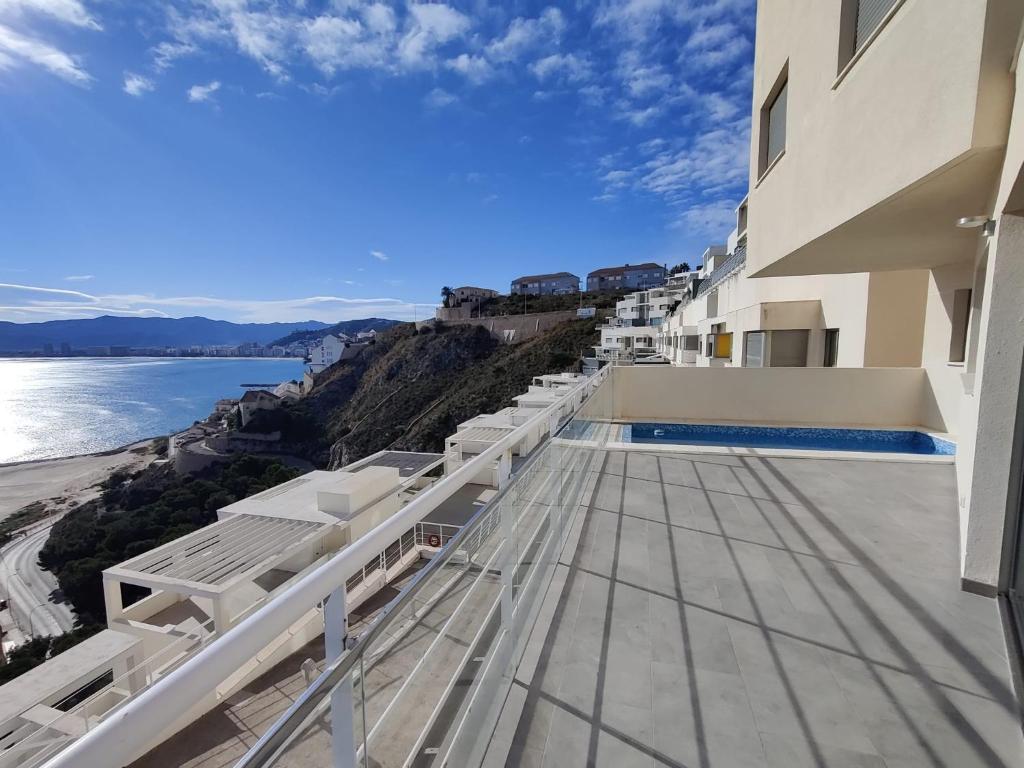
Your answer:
[0,0,754,323]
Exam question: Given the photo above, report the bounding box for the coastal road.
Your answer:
[1,526,76,638]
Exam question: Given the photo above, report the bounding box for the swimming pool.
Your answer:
[623,423,956,455]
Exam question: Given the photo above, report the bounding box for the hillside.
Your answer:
[471,290,628,316]
[244,318,600,467]
[0,315,330,352]
[270,318,401,347]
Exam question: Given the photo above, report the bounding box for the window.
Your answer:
[949,289,972,363]
[744,331,766,368]
[838,0,902,72]
[714,333,734,360]
[759,64,788,177]
[824,329,840,367]
[769,330,810,367]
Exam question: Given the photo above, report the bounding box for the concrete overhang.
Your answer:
[750,148,1004,278]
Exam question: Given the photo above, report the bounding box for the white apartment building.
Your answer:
[308,334,362,375]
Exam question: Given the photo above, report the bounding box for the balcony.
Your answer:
[695,244,747,300]
[38,368,1023,768]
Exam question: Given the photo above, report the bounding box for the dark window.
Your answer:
[839,0,901,72]
[856,0,899,50]
[949,289,972,363]
[759,64,789,177]
[766,82,787,167]
[824,328,840,367]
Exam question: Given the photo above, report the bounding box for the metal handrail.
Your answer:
[40,366,607,768]
[694,244,746,299]
[234,395,591,767]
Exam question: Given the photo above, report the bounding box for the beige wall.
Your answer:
[863,270,928,367]
[581,366,942,430]
[748,0,1022,277]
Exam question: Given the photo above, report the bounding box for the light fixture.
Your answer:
[956,216,996,236]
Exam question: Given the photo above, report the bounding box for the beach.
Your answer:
[0,439,159,524]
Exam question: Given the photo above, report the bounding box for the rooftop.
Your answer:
[511,272,579,283]
[588,262,666,278]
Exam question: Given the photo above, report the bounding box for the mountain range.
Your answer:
[0,316,396,352]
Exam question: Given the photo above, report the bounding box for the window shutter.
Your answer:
[856,0,898,50]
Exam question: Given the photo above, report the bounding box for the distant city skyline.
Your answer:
[0,0,755,323]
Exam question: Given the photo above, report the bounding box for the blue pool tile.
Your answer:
[618,423,955,456]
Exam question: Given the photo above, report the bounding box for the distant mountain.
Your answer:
[0,315,334,352]
[270,318,404,347]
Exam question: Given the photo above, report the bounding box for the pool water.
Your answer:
[623,423,955,455]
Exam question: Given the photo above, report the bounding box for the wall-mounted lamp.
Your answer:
[956,216,996,236]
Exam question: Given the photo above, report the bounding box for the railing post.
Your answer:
[324,586,357,768]
[497,449,512,490]
[500,490,515,632]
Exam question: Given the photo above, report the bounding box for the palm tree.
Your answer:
[440,286,454,308]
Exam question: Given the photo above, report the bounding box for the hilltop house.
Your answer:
[237,390,280,427]
[586,262,666,291]
[452,286,499,305]
[509,272,579,296]
[308,334,362,375]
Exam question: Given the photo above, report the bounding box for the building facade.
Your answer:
[744,0,1024,638]
[586,262,667,292]
[452,286,500,304]
[509,272,580,295]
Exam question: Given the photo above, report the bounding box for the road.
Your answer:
[1,526,76,639]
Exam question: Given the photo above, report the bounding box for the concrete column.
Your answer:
[497,450,512,490]
[962,213,1024,593]
[102,577,124,626]
[325,586,358,768]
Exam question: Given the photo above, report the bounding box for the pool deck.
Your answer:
[484,449,1022,767]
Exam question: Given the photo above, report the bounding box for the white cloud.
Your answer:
[530,52,590,83]
[63,274,93,281]
[397,3,470,70]
[370,249,389,261]
[485,7,564,63]
[152,40,195,71]
[0,21,92,83]
[302,10,393,76]
[0,282,434,323]
[0,0,100,30]
[187,79,220,102]
[123,71,154,96]
[672,200,738,235]
[423,86,456,108]
[616,50,671,97]
[445,52,492,85]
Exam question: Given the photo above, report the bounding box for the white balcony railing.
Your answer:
[40,367,610,768]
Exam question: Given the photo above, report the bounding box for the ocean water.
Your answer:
[0,357,306,463]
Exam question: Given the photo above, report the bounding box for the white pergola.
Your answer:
[104,514,333,635]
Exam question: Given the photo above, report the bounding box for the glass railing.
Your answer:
[234,401,606,768]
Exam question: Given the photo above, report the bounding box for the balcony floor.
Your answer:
[485,450,1023,768]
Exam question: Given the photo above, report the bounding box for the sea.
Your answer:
[0,357,307,464]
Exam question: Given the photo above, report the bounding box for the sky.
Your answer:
[0,0,755,324]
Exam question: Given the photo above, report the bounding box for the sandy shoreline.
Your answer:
[0,439,161,524]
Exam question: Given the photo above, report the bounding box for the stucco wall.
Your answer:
[863,270,928,367]
[747,0,1019,276]
[580,366,938,429]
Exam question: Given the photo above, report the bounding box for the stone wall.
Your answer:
[426,310,581,343]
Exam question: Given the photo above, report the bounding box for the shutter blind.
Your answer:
[855,0,898,50]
